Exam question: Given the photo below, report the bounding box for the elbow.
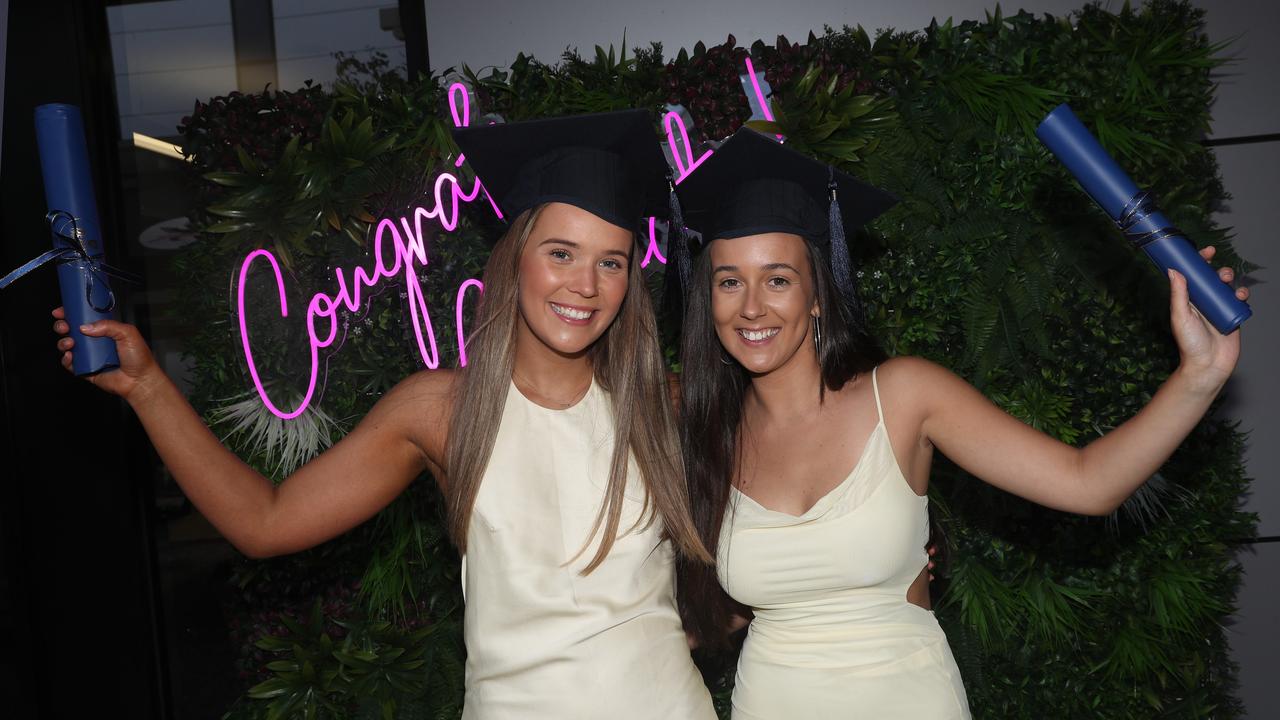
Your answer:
[1071,455,1124,517]
[1097,494,1127,516]
[226,509,285,559]
[230,532,279,559]
[1079,499,1122,517]
[232,485,286,559]
[1076,481,1125,517]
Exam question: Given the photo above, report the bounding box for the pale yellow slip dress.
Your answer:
[717,367,972,719]
[461,378,715,720]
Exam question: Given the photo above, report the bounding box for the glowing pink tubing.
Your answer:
[237,249,318,420]
[455,279,483,365]
[743,57,775,122]
[238,170,493,419]
[448,81,504,220]
[641,216,667,268]
[448,82,470,127]
[236,71,791,417]
[663,110,712,185]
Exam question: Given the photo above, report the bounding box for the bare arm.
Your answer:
[56,311,452,557]
[899,250,1247,516]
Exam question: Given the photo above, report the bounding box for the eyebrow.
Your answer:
[712,262,802,274]
[538,237,630,258]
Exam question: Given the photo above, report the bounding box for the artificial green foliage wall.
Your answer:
[174,3,1254,718]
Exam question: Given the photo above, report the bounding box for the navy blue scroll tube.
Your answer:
[1036,104,1251,335]
[36,104,120,375]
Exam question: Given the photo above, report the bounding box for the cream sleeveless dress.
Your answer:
[717,368,971,719]
[461,378,715,719]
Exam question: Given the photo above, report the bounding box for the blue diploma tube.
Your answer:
[36,104,119,375]
[1036,103,1251,334]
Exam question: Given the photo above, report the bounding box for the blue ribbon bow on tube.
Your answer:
[0,103,136,375]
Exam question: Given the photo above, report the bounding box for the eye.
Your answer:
[600,258,626,271]
[767,276,792,288]
[717,277,742,290]
[549,248,571,261]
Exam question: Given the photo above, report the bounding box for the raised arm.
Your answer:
[902,249,1246,516]
[55,310,452,557]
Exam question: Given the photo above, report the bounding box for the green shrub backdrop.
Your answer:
[172,2,1255,718]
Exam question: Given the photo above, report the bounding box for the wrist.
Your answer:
[1169,362,1227,400]
[125,364,171,409]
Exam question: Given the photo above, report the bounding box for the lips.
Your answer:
[736,327,779,344]
[550,301,595,324]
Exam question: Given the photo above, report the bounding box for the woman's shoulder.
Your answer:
[373,369,460,450]
[867,356,964,412]
[393,368,459,419]
[874,355,946,382]
[373,366,460,435]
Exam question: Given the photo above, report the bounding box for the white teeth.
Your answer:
[551,303,592,320]
[738,328,779,342]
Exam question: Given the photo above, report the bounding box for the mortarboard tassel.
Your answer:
[662,176,693,328]
[668,177,691,293]
[826,166,859,308]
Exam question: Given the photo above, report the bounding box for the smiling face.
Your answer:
[514,202,634,358]
[709,232,819,375]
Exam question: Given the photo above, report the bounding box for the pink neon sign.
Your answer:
[743,57,783,141]
[236,67,780,417]
[743,57,775,123]
[665,111,712,184]
[237,169,489,419]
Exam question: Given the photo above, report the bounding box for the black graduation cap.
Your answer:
[452,109,671,233]
[673,127,897,302]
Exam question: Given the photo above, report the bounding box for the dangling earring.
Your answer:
[812,315,823,356]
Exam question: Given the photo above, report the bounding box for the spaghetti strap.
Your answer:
[870,366,885,424]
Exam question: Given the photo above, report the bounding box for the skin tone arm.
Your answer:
[52,311,451,557]
[50,203,629,560]
[894,249,1248,516]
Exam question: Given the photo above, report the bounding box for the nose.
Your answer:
[740,283,764,320]
[567,261,599,298]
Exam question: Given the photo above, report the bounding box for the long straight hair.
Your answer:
[445,204,712,572]
[676,235,885,648]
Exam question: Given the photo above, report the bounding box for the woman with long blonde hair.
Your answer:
[53,110,716,719]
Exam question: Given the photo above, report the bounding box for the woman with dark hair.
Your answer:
[52,111,717,719]
[673,128,1248,719]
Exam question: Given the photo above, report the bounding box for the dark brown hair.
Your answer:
[676,235,884,648]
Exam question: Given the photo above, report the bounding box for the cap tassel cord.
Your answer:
[661,176,694,329]
[827,167,858,307]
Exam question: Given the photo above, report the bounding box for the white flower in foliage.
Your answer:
[208,390,348,480]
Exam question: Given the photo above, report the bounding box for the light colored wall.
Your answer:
[423,0,1085,73]
[273,0,405,93]
[107,0,238,139]
[1203,7,1280,719]
[107,0,406,140]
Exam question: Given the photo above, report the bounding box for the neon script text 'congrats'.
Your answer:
[238,69,774,418]
[237,84,489,419]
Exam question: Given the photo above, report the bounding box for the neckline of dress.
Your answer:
[729,420,919,520]
[509,375,597,413]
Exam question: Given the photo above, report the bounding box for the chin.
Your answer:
[739,355,782,374]
[720,334,805,375]
[722,344,780,374]
[541,317,615,355]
